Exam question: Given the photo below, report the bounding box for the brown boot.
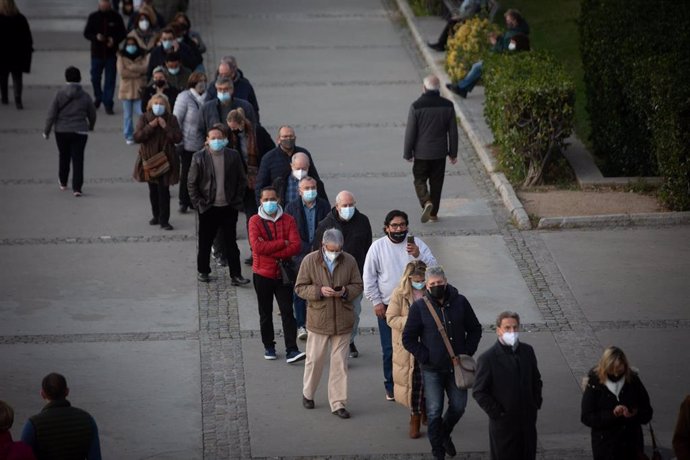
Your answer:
[409,414,422,439]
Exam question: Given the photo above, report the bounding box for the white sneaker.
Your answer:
[298,327,308,340]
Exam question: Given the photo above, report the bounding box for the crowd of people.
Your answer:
[2,0,689,459]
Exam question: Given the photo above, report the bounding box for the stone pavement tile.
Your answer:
[0,242,196,335]
[540,227,690,322]
[214,0,384,16]
[0,340,201,459]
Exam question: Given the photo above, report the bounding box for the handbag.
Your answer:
[142,150,170,180]
[637,422,663,460]
[422,296,476,389]
[260,219,296,286]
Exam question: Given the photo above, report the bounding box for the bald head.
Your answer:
[336,191,355,206]
[423,74,440,91]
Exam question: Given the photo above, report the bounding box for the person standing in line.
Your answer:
[133,93,182,230]
[187,124,250,286]
[402,265,482,460]
[0,0,33,110]
[83,0,126,114]
[196,77,257,143]
[363,209,437,401]
[0,400,35,459]
[248,186,306,364]
[173,71,207,213]
[43,66,97,197]
[403,74,458,223]
[313,190,372,359]
[295,228,363,419]
[20,373,102,460]
[473,311,543,460]
[581,346,653,460]
[674,395,690,460]
[387,260,428,439]
[126,9,158,52]
[116,37,149,145]
[140,66,179,112]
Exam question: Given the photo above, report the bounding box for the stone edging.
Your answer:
[394,0,531,230]
[538,211,690,229]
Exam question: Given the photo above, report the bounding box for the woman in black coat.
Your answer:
[0,0,33,109]
[581,346,653,460]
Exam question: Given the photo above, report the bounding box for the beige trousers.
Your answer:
[302,331,350,412]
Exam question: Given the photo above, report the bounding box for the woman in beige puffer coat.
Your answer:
[117,37,149,144]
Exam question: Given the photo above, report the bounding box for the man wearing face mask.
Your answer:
[285,176,331,339]
[161,53,191,92]
[313,191,372,358]
[254,125,328,205]
[196,77,257,145]
[145,27,197,80]
[473,311,543,460]
[206,57,260,122]
[363,210,437,401]
[295,228,363,419]
[188,124,249,286]
[402,265,482,460]
[140,66,178,112]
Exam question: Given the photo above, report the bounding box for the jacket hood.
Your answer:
[64,83,84,98]
[258,204,283,222]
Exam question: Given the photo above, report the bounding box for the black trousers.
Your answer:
[253,273,298,353]
[178,149,194,207]
[198,206,242,277]
[413,158,446,217]
[148,182,170,226]
[435,18,462,47]
[55,132,88,193]
[213,187,257,259]
[0,70,22,102]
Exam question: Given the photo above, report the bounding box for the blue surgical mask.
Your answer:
[125,44,138,54]
[338,206,355,221]
[167,66,180,75]
[152,104,165,116]
[217,92,231,103]
[162,40,173,50]
[208,139,227,151]
[262,200,278,214]
[411,281,426,291]
[302,189,317,202]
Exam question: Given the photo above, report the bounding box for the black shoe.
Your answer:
[349,342,359,358]
[105,106,114,115]
[161,223,174,230]
[1,96,8,105]
[332,408,350,419]
[443,437,457,457]
[302,395,314,409]
[217,258,228,267]
[15,99,23,110]
[178,204,189,213]
[94,100,101,109]
[428,41,445,52]
[231,275,250,286]
[197,273,210,283]
[385,390,395,402]
[149,217,159,225]
[244,256,253,266]
[445,83,468,98]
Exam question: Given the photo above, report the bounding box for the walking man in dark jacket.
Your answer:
[20,372,102,460]
[403,75,458,223]
[313,190,372,358]
[402,265,482,460]
[83,0,126,114]
[473,311,543,460]
[188,123,250,286]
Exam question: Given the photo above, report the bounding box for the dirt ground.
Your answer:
[518,190,665,218]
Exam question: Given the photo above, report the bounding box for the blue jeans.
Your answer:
[377,315,393,393]
[350,293,362,343]
[423,369,468,459]
[122,99,142,141]
[293,292,306,329]
[90,56,117,108]
[458,60,483,93]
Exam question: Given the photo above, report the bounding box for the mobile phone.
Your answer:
[407,235,415,244]
[333,286,343,291]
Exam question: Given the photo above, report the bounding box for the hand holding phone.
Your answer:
[333,286,343,292]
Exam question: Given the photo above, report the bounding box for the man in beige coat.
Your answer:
[295,228,363,419]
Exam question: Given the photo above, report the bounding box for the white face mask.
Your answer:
[508,42,517,51]
[292,169,307,180]
[501,331,519,347]
[138,19,150,31]
[324,250,341,262]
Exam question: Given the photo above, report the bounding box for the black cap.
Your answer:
[65,66,81,83]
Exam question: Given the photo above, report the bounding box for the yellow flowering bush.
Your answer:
[445,17,500,82]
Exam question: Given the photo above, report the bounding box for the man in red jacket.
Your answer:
[249,186,306,363]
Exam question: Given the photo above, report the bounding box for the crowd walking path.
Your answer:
[0,0,688,459]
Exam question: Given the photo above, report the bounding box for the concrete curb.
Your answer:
[395,0,531,230]
[537,211,690,229]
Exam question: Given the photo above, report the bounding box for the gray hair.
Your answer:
[291,151,310,166]
[424,265,446,282]
[336,190,355,205]
[299,176,316,186]
[423,74,440,91]
[495,311,520,328]
[322,228,344,247]
[220,55,238,70]
[215,76,233,88]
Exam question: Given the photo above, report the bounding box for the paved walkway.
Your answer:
[0,0,688,459]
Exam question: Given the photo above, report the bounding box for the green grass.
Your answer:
[494,1,590,146]
[410,0,445,16]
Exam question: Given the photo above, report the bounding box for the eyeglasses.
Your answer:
[388,223,407,229]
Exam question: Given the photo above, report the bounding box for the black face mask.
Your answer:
[428,285,446,300]
[231,129,241,136]
[607,373,623,382]
[154,80,166,88]
[387,229,407,244]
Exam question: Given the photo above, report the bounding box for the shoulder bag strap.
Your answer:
[260,218,273,241]
[422,296,456,360]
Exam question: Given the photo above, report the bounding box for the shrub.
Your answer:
[445,17,500,82]
[484,52,575,187]
[409,0,445,16]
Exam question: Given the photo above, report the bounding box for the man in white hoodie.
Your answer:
[363,209,437,401]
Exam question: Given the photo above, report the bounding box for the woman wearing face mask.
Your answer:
[172,71,207,213]
[117,38,149,144]
[126,10,158,51]
[140,66,178,112]
[133,94,182,230]
[387,260,428,439]
[581,346,653,460]
[226,108,259,221]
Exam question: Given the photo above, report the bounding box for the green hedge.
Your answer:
[484,52,575,187]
